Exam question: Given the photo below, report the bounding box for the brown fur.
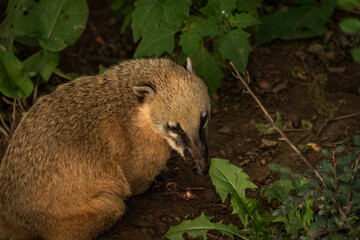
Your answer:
[0,58,210,240]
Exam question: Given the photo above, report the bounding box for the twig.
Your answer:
[333,112,360,121]
[317,112,360,136]
[0,114,10,133]
[12,98,16,129]
[230,62,327,189]
[33,77,40,105]
[0,125,9,139]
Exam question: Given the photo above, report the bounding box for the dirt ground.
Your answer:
[1,1,360,239]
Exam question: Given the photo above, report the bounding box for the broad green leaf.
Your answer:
[110,0,125,11]
[192,47,224,93]
[339,17,360,35]
[131,0,164,41]
[37,0,89,51]
[179,30,201,56]
[200,0,236,17]
[236,0,261,12]
[351,47,360,63]
[337,0,358,8]
[218,29,250,74]
[0,50,33,98]
[162,0,190,28]
[209,158,258,228]
[164,213,248,240]
[23,49,59,82]
[134,23,177,57]
[229,13,261,29]
[199,16,225,37]
[0,0,39,49]
[256,0,337,45]
[261,180,294,203]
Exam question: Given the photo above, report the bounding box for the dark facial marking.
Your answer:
[183,149,194,164]
[166,123,190,146]
[199,112,209,160]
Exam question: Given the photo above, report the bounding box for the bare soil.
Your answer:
[1,1,359,239]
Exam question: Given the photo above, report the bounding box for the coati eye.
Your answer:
[166,123,190,146]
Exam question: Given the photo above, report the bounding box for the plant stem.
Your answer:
[230,62,327,189]
[347,155,360,213]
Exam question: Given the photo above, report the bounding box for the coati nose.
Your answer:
[193,165,209,175]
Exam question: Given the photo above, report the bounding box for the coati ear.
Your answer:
[132,85,155,103]
[185,57,194,74]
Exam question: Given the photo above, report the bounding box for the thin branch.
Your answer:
[333,112,360,121]
[0,125,9,139]
[0,114,10,133]
[230,62,327,189]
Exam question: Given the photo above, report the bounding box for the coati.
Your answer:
[0,58,211,240]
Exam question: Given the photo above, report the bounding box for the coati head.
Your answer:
[131,58,211,175]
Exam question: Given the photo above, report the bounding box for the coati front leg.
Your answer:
[42,180,130,240]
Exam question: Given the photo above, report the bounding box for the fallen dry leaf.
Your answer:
[95,36,105,45]
[306,142,322,152]
[261,138,278,147]
[272,81,287,94]
[256,79,272,89]
[327,66,346,74]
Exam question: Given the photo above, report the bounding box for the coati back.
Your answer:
[0,58,211,240]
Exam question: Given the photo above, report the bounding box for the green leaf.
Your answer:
[229,13,261,29]
[179,29,201,56]
[134,23,177,57]
[199,16,225,37]
[338,184,351,194]
[162,0,190,28]
[200,0,236,17]
[37,0,88,51]
[131,0,164,41]
[261,180,294,203]
[192,46,224,93]
[268,163,281,171]
[339,17,360,35]
[337,0,358,8]
[320,160,334,173]
[321,149,332,157]
[236,0,262,12]
[321,173,335,189]
[218,29,250,74]
[0,50,34,98]
[209,158,258,228]
[335,145,345,153]
[23,49,59,82]
[110,0,125,11]
[337,155,351,166]
[351,47,360,64]
[256,0,337,45]
[163,213,248,240]
[0,0,39,49]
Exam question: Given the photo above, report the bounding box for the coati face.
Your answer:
[163,111,210,175]
[132,60,211,175]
